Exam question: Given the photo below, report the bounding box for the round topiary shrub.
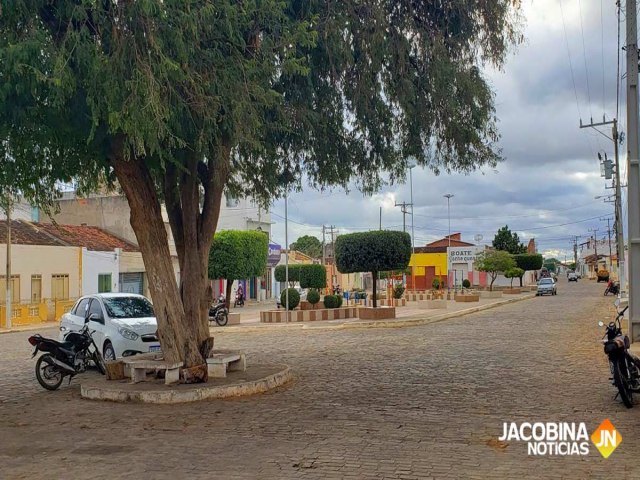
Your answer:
[432,278,441,290]
[323,294,339,309]
[393,285,405,299]
[336,295,344,307]
[280,288,300,310]
[462,279,471,289]
[307,289,320,306]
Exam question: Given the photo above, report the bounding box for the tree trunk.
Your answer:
[112,157,206,368]
[519,276,523,287]
[372,270,377,308]
[489,274,496,291]
[225,278,233,309]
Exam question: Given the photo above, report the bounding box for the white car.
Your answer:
[59,293,161,361]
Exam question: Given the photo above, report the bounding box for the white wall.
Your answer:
[82,248,119,295]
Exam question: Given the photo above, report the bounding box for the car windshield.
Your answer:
[103,297,154,319]
[540,279,553,285]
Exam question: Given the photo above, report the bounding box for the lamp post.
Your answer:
[443,193,454,290]
[284,193,289,322]
[408,161,417,292]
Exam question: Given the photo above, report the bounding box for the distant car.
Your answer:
[536,278,557,296]
[59,293,160,361]
[568,272,578,282]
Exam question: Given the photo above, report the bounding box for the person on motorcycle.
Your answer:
[236,284,244,303]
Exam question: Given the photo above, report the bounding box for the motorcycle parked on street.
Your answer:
[599,304,640,408]
[209,295,229,326]
[604,280,620,296]
[28,320,106,391]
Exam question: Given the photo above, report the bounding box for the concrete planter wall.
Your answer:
[480,291,503,299]
[406,293,428,301]
[418,299,447,309]
[358,306,396,320]
[454,294,480,303]
[503,288,521,294]
[260,307,358,323]
[299,300,321,311]
[379,298,407,307]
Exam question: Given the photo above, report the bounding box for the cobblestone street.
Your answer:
[1,279,638,479]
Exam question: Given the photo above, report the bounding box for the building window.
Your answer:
[0,275,20,303]
[51,274,70,300]
[31,275,42,303]
[225,191,239,208]
[98,274,112,293]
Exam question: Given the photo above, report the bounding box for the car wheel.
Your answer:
[103,341,116,362]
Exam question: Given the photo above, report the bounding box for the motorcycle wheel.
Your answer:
[613,360,634,408]
[604,288,609,296]
[216,310,229,327]
[93,351,106,375]
[35,354,64,391]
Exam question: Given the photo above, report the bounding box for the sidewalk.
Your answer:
[0,321,58,335]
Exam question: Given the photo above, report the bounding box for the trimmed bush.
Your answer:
[323,295,339,309]
[432,278,441,289]
[393,285,405,299]
[274,264,326,289]
[336,295,344,307]
[280,288,300,310]
[307,288,320,305]
[462,279,471,289]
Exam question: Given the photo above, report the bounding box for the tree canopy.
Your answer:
[0,0,523,368]
[492,226,527,254]
[274,264,326,289]
[475,250,516,291]
[290,235,322,259]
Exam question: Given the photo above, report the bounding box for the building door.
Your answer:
[31,275,42,303]
[119,273,144,295]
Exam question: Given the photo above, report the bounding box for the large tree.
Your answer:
[492,226,527,254]
[290,235,322,259]
[0,1,522,369]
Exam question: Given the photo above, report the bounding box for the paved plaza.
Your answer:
[1,279,638,479]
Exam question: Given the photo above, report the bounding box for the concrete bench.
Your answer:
[206,350,246,378]
[122,357,183,385]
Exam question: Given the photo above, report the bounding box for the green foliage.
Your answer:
[280,288,300,310]
[379,268,411,279]
[475,250,516,291]
[462,279,471,289]
[307,289,320,305]
[432,278,441,290]
[513,254,543,272]
[336,295,344,308]
[492,226,527,254]
[504,267,524,287]
[274,264,326,288]
[335,231,412,275]
[393,285,405,299]
[290,235,322,259]
[568,262,577,271]
[208,230,268,280]
[323,295,340,309]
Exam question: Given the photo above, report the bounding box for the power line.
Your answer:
[578,0,594,120]
[601,0,606,115]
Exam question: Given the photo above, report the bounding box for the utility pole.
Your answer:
[589,228,599,266]
[322,225,326,266]
[325,225,337,287]
[626,0,640,341]
[573,236,578,271]
[603,217,614,266]
[394,201,412,233]
[4,195,12,329]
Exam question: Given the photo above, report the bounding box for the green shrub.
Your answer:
[323,295,339,309]
[336,295,344,307]
[274,264,326,289]
[307,289,320,305]
[280,288,300,310]
[393,285,405,299]
[432,278,441,289]
[462,279,471,289]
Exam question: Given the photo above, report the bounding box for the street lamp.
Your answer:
[443,193,454,290]
[408,160,417,292]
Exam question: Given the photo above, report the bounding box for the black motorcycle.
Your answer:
[209,295,229,326]
[234,291,245,308]
[604,281,620,296]
[600,304,640,408]
[28,321,106,391]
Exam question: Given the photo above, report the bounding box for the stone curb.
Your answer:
[80,364,293,404]
[0,322,58,335]
[214,294,537,334]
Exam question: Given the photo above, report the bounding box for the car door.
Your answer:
[87,298,107,351]
[61,297,90,335]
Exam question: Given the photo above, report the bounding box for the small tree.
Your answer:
[307,289,320,307]
[475,250,516,291]
[513,254,543,286]
[492,226,527,254]
[280,288,300,310]
[504,268,524,288]
[209,231,268,308]
[432,278,441,290]
[335,231,411,308]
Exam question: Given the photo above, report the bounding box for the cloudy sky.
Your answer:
[270,0,624,260]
